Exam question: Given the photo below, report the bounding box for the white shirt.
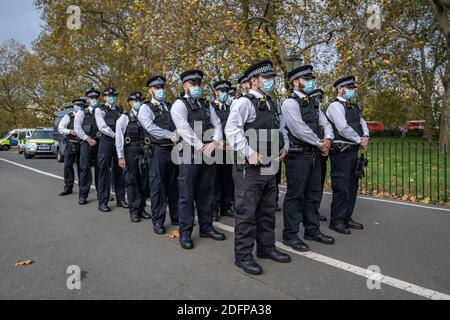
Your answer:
[74,106,94,141]
[326,96,369,144]
[225,89,272,157]
[58,113,74,136]
[281,90,334,150]
[95,105,116,139]
[138,99,173,140]
[170,95,222,151]
[115,110,139,159]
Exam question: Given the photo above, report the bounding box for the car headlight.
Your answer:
[28,143,37,151]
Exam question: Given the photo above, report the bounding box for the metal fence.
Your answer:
[322,142,449,205]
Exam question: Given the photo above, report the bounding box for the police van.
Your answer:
[0,129,34,151]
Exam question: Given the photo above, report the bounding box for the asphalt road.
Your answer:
[0,150,449,300]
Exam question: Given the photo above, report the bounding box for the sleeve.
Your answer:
[115,115,128,159]
[95,108,115,138]
[279,114,290,152]
[209,106,223,143]
[137,104,173,140]
[326,102,362,144]
[58,114,71,136]
[360,116,370,137]
[224,97,255,157]
[170,100,204,151]
[319,109,334,140]
[74,110,89,141]
[281,98,321,147]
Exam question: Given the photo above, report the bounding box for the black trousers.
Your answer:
[79,141,98,200]
[282,152,322,240]
[124,145,147,217]
[63,141,80,191]
[330,149,359,226]
[318,155,328,211]
[96,135,125,206]
[149,146,179,226]
[213,160,234,213]
[178,162,215,238]
[233,165,277,262]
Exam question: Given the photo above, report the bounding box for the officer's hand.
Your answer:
[248,151,262,166]
[202,142,216,157]
[87,138,97,147]
[279,148,287,161]
[360,137,369,149]
[70,130,77,136]
[170,133,178,144]
[118,158,126,169]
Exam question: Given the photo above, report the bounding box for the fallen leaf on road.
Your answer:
[167,230,179,239]
[15,259,33,267]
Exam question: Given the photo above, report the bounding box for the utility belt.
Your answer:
[331,143,359,153]
[124,136,151,147]
[99,133,115,142]
[66,138,81,144]
[154,143,174,151]
[289,142,318,154]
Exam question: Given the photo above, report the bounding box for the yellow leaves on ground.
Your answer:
[167,230,180,239]
[15,259,33,267]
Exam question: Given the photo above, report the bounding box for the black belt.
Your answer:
[289,143,317,153]
[331,143,359,153]
[154,144,173,150]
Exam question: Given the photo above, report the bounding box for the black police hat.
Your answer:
[86,87,101,98]
[146,76,166,88]
[127,91,144,101]
[102,87,118,96]
[213,80,232,91]
[333,76,357,89]
[287,65,315,82]
[238,73,249,85]
[180,70,204,83]
[72,97,87,107]
[245,60,277,80]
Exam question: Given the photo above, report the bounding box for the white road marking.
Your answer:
[1,156,450,300]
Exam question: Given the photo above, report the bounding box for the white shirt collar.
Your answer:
[337,96,347,102]
[249,89,264,99]
[131,109,138,116]
[294,90,307,98]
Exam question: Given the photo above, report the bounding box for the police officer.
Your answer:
[116,92,150,223]
[211,80,234,221]
[58,98,83,196]
[225,60,291,275]
[95,87,128,212]
[326,76,369,234]
[170,70,226,250]
[74,88,101,205]
[138,76,178,234]
[281,65,335,252]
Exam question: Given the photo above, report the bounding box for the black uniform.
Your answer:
[63,113,80,192]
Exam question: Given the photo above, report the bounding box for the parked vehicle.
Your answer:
[18,129,35,154]
[366,121,385,132]
[0,129,33,151]
[24,128,58,159]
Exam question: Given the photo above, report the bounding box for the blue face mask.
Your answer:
[218,91,228,103]
[344,89,356,100]
[189,86,202,99]
[132,101,142,111]
[106,96,116,105]
[74,106,82,113]
[89,98,99,108]
[303,80,316,94]
[154,89,166,102]
[261,78,275,95]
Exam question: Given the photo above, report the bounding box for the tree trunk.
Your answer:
[439,49,450,152]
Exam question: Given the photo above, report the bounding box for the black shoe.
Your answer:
[199,229,226,241]
[282,239,310,252]
[140,211,151,220]
[257,250,291,263]
[153,224,166,235]
[318,214,328,222]
[98,204,111,213]
[221,208,234,217]
[171,220,179,226]
[304,232,335,245]
[235,260,263,275]
[59,189,73,196]
[330,224,351,235]
[79,198,88,205]
[130,214,141,223]
[345,219,364,230]
[117,200,129,208]
[179,236,194,250]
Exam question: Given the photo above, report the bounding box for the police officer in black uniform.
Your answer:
[326,76,370,234]
[116,92,150,223]
[171,70,226,250]
[95,87,128,212]
[225,61,291,275]
[211,80,234,221]
[58,98,84,196]
[281,65,335,252]
[74,88,101,205]
[138,76,179,234]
